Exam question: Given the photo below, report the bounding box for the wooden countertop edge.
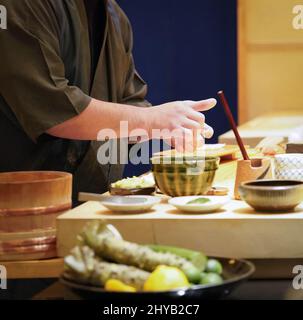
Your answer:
[0,258,64,279]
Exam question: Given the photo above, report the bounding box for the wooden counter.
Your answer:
[219,111,303,147]
[0,161,236,279]
[1,258,63,279]
[2,160,303,280]
[57,160,303,260]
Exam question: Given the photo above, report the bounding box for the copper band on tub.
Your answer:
[0,229,56,241]
[0,236,56,251]
[0,243,56,255]
[0,202,72,217]
[0,248,58,261]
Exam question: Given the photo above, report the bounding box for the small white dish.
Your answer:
[101,195,160,213]
[168,196,230,213]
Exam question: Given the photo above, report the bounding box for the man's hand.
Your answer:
[47,98,216,153]
[145,99,216,152]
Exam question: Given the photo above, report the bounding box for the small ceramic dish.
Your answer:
[168,196,230,213]
[100,196,160,213]
[239,180,303,212]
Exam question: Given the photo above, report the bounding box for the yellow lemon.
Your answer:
[105,279,137,293]
[143,265,190,292]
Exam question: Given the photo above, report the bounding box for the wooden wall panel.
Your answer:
[247,51,303,120]
[246,0,302,43]
[238,0,303,123]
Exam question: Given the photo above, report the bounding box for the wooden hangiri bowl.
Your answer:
[0,171,72,261]
[0,171,72,211]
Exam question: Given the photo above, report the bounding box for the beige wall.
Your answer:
[238,0,303,123]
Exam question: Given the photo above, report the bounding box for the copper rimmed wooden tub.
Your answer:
[0,171,72,261]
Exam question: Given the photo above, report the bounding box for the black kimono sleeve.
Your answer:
[0,0,92,141]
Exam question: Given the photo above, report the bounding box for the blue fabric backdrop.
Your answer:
[117,0,238,176]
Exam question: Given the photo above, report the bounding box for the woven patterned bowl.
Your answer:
[274,154,303,180]
[151,156,219,197]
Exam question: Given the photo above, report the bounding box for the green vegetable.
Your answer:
[80,222,201,284]
[186,198,211,205]
[199,272,207,280]
[205,259,223,275]
[148,245,207,272]
[184,268,202,284]
[64,246,150,290]
[148,245,208,283]
[200,273,223,286]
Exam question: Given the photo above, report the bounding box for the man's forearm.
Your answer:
[47,98,149,140]
[47,97,216,152]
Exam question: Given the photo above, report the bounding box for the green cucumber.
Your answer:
[148,245,208,273]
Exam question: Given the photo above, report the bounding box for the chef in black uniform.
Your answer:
[0,0,216,204]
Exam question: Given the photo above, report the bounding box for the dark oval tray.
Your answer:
[109,186,156,196]
[60,258,255,301]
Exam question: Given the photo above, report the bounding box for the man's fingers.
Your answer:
[193,130,204,149]
[182,114,214,140]
[203,123,214,139]
[174,128,204,153]
[182,119,203,130]
[187,109,205,123]
[186,98,217,112]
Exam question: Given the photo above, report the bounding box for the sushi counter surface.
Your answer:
[219,111,303,146]
[2,159,303,282]
[57,160,303,260]
[2,258,64,279]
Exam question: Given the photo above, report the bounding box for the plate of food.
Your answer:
[100,195,160,213]
[61,221,255,301]
[110,176,156,196]
[168,196,230,213]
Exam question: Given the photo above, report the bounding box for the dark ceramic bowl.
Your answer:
[60,257,255,301]
[239,180,303,212]
[151,156,220,197]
